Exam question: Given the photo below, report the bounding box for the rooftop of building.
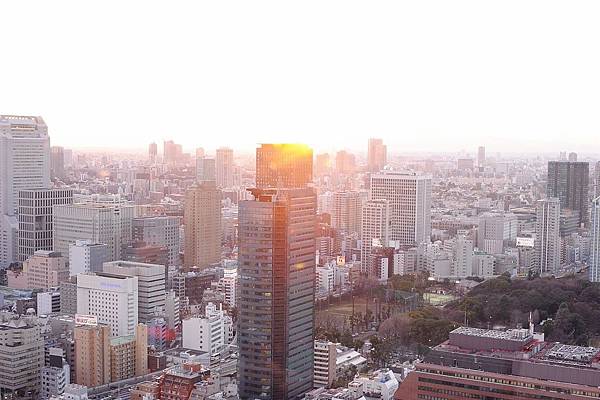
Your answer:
[435,326,600,369]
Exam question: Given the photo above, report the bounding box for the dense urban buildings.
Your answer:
[238,187,316,400]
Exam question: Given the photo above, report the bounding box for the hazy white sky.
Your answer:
[2,1,600,154]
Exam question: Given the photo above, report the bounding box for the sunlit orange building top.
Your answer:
[256,143,313,188]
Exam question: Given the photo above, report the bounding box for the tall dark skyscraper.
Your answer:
[238,187,316,400]
[547,161,589,226]
[256,144,313,189]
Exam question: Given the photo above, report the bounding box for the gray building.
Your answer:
[132,216,180,266]
[102,260,166,323]
[547,161,589,226]
[17,188,73,262]
[53,203,134,262]
[59,277,78,315]
[238,188,316,400]
[0,317,45,400]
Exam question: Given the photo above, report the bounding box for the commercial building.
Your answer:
[255,143,313,188]
[17,188,73,261]
[547,160,589,226]
[37,291,61,315]
[182,302,227,356]
[22,250,69,289]
[122,241,168,267]
[102,260,166,323]
[238,188,316,399]
[68,240,108,276]
[534,198,561,274]
[0,317,45,400]
[367,138,387,172]
[183,181,221,270]
[361,200,390,274]
[370,171,431,247]
[132,215,180,266]
[216,147,234,188]
[397,326,600,399]
[53,203,134,262]
[477,212,518,254]
[196,156,216,182]
[1,115,50,268]
[76,273,139,337]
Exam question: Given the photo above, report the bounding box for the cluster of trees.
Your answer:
[447,274,600,345]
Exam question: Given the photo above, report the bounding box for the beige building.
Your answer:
[22,250,69,289]
[109,324,148,382]
[74,324,111,387]
[314,340,337,388]
[183,181,221,270]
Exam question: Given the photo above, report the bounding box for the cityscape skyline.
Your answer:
[4,2,600,399]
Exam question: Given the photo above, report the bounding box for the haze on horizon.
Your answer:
[2,0,600,154]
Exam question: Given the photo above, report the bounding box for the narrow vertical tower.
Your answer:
[238,187,316,399]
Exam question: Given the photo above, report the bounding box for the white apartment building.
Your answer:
[360,200,390,273]
[590,196,600,282]
[182,302,227,356]
[69,240,108,276]
[76,273,139,337]
[316,265,335,294]
[370,171,432,247]
[102,260,166,323]
[535,198,561,274]
[53,203,134,262]
[1,115,50,267]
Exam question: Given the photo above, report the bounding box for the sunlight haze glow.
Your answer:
[2,0,600,154]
